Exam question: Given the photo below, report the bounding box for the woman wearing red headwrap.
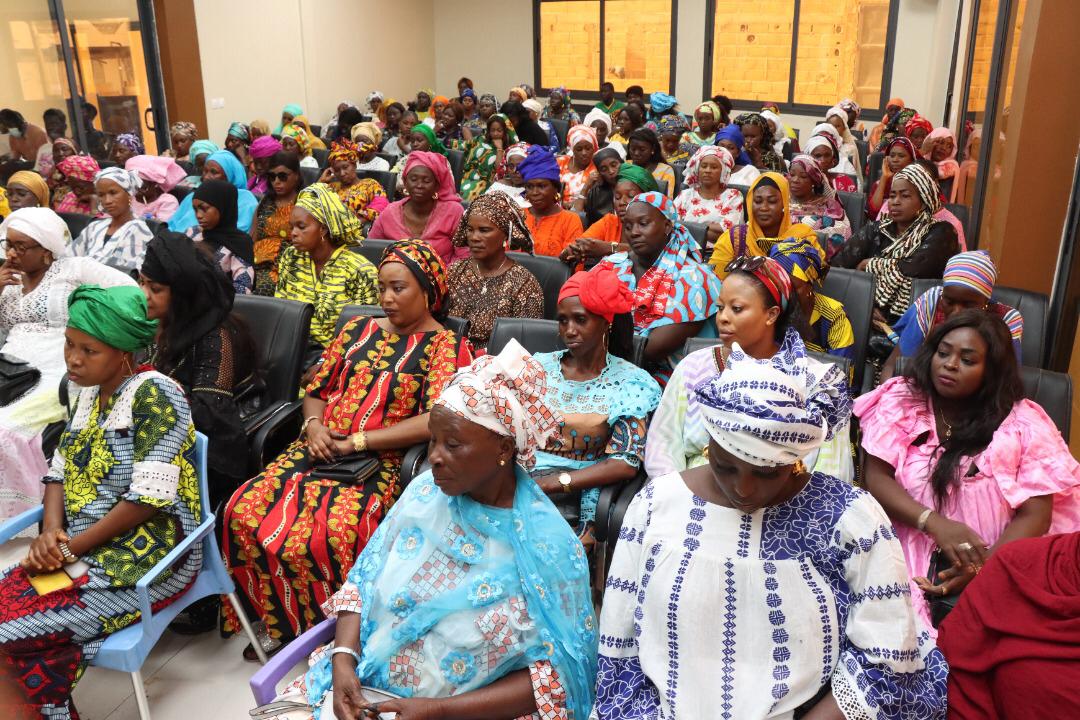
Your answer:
[529,267,661,545]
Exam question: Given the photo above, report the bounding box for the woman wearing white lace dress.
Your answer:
[0,208,136,520]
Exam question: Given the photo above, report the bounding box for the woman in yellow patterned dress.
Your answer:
[223,240,474,659]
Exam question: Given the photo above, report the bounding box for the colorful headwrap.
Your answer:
[550,86,570,103]
[295,183,363,246]
[656,113,690,137]
[566,124,598,151]
[734,112,776,146]
[188,139,219,162]
[696,101,723,122]
[113,132,144,155]
[379,239,450,314]
[583,107,613,133]
[404,151,461,204]
[649,92,678,114]
[883,98,905,123]
[7,170,50,207]
[558,266,634,323]
[460,88,476,102]
[509,87,528,102]
[733,255,793,310]
[434,338,561,471]
[885,136,919,164]
[517,146,561,184]
[58,155,101,182]
[411,123,448,157]
[328,139,360,165]
[714,124,753,166]
[943,249,996,300]
[684,146,733,188]
[452,191,534,252]
[788,153,829,193]
[904,113,933,138]
[170,121,198,141]
[505,143,530,162]
[52,138,78,156]
[432,95,450,109]
[94,166,142,195]
[616,163,659,193]
[282,103,304,118]
[628,190,701,259]
[248,135,282,160]
[67,285,158,353]
[838,98,861,120]
[227,122,250,143]
[281,124,311,156]
[768,237,825,284]
[0,207,70,257]
[693,328,851,466]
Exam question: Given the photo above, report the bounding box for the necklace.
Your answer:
[474,258,510,294]
[936,406,953,440]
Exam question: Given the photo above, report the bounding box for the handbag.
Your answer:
[0,353,41,407]
[309,450,380,485]
[926,549,961,627]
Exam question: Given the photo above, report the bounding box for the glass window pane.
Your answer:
[710,0,795,104]
[604,0,672,92]
[540,1,601,92]
[793,0,890,109]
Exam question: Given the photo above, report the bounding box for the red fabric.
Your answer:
[937,532,1080,719]
[558,267,634,322]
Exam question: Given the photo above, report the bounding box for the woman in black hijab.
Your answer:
[191,179,256,295]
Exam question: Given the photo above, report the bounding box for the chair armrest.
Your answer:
[134,515,216,623]
[0,506,43,546]
[399,443,429,487]
[249,400,303,472]
[604,473,646,546]
[592,483,620,544]
[249,617,338,705]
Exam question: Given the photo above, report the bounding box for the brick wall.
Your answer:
[540,1,601,90]
[711,0,795,103]
[968,0,1027,118]
[604,0,672,91]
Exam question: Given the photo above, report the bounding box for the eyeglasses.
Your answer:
[267,171,293,182]
[724,255,768,274]
[1,240,41,255]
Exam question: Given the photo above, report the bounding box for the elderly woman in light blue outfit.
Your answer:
[255,340,597,720]
[168,149,258,233]
[71,166,153,274]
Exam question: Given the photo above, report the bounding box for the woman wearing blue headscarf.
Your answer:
[167,150,258,233]
[714,124,761,186]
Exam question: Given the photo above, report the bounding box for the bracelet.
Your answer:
[302,416,320,435]
[610,242,617,254]
[352,431,368,453]
[57,540,76,564]
[916,507,933,532]
[329,647,362,665]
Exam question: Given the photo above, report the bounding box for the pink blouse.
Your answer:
[367,198,468,266]
[854,377,1080,634]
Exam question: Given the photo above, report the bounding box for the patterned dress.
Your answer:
[444,261,544,352]
[804,294,857,363]
[596,472,949,719]
[673,187,744,238]
[790,196,853,259]
[183,226,256,296]
[274,245,379,347]
[458,139,503,202]
[328,178,386,230]
[222,317,474,641]
[70,217,154,275]
[252,200,294,296]
[0,372,200,720]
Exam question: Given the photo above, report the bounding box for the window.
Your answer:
[536,0,674,97]
[706,0,897,114]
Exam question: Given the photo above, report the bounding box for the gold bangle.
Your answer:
[302,416,320,435]
[352,431,368,453]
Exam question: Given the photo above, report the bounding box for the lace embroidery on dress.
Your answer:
[130,460,182,501]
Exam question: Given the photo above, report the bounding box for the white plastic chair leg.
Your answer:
[131,670,152,720]
[227,591,270,664]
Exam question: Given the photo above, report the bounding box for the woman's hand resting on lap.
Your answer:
[22,528,68,574]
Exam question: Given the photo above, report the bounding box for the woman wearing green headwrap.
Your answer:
[389,123,447,187]
[0,284,202,720]
[561,162,659,267]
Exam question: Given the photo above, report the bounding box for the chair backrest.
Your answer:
[655,179,669,197]
[819,267,875,389]
[490,316,647,369]
[672,163,685,195]
[867,151,885,186]
[312,148,329,168]
[349,238,393,266]
[837,190,866,237]
[508,252,572,321]
[944,202,970,242]
[376,152,396,167]
[300,166,321,187]
[232,295,314,406]
[447,149,465,189]
[57,211,93,239]
[169,185,192,203]
[854,138,869,177]
[334,304,470,340]
[548,118,569,151]
[309,124,322,137]
[683,221,708,249]
[681,337,852,386]
[358,169,397,202]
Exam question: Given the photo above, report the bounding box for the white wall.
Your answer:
[433,0,533,100]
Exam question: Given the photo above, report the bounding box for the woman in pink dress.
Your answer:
[856,310,1080,635]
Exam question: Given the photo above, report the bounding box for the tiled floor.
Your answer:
[0,538,306,719]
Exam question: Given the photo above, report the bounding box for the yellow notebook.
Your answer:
[28,560,89,595]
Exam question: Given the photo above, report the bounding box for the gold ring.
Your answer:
[957,542,973,551]
[941,586,948,595]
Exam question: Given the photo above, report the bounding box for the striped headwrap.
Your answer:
[295,183,363,246]
[227,122,250,143]
[943,250,996,300]
[769,238,825,284]
[696,101,723,121]
[380,239,450,314]
[94,166,142,195]
[328,139,360,165]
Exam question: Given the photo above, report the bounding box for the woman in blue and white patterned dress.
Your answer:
[596,339,948,719]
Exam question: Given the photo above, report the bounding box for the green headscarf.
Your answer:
[67,285,158,353]
[617,163,659,193]
[412,123,448,157]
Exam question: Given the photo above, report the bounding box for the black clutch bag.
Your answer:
[926,549,962,627]
[0,353,41,407]
[309,451,380,485]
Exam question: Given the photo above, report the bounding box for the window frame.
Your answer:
[532,0,679,105]
[701,0,901,118]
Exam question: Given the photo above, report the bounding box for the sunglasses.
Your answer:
[724,255,768,274]
[267,171,294,182]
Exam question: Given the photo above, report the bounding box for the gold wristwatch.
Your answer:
[558,472,573,493]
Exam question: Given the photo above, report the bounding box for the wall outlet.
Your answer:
[211,97,225,109]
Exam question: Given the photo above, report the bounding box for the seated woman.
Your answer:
[0,208,136,521]
[126,155,186,222]
[318,140,388,232]
[937,532,1080,720]
[826,104,862,181]
[350,127,391,173]
[53,155,100,215]
[561,163,658,268]
[434,100,466,149]
[446,192,544,351]
[856,310,1080,635]
[541,86,582,126]
[805,125,858,193]
[251,150,301,296]
[580,146,623,227]
[0,285,200,720]
[281,124,319,170]
[224,121,250,157]
[71,167,153,275]
[759,108,793,161]
[626,128,676,199]
[379,103,409,146]
[369,151,466,266]
[708,172,820,280]
[247,135,282,195]
[867,136,918,218]
[186,180,255,295]
[275,183,379,356]
[292,115,326,151]
[4,170,50,212]
[904,113,933,150]
[734,112,785,173]
[108,132,143,168]
[531,268,660,538]
[458,113,515,202]
[598,341,947,719]
[167,119,198,160]
[516,146,585,258]
[674,146,744,251]
[608,103,645,146]
[870,100,908,150]
[389,123,446,182]
[461,92,490,137]
[224,240,474,656]
[832,163,959,322]
[253,341,595,720]
[556,125,598,208]
[582,107,623,158]
[645,254,853,482]
[169,150,258,233]
[181,139,220,189]
[656,114,690,166]
[786,153,852,259]
[678,101,722,159]
[884,250,1023,380]
[595,191,721,385]
[768,239,856,362]
[715,124,761,187]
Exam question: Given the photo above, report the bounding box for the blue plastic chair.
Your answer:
[0,433,268,720]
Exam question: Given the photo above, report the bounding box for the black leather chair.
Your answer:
[508,252,572,321]
[57,212,93,240]
[547,118,569,151]
[672,163,685,195]
[312,148,329,168]
[447,149,465,190]
[300,166,321,187]
[309,124,322,137]
[231,295,315,473]
[683,222,708,249]
[837,191,866,237]
[819,267,875,390]
[351,238,393,267]
[359,170,397,202]
[944,203,970,242]
[854,139,869,178]
[867,151,885,186]
[376,152,397,167]
[169,185,192,203]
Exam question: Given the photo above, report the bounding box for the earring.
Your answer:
[433,192,439,200]
[793,460,807,476]
[554,192,562,202]
[498,459,507,466]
